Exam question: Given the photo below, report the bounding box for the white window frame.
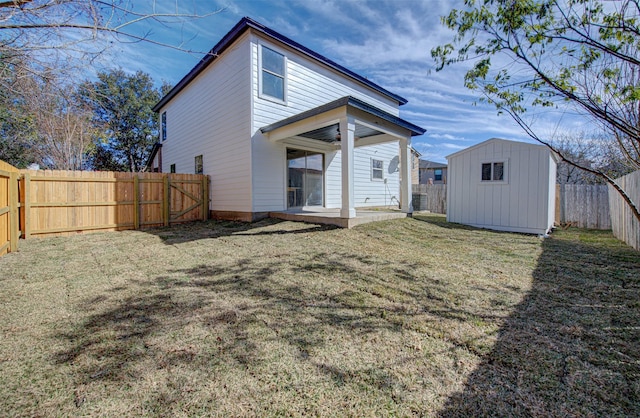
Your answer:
[371,158,384,181]
[258,42,287,105]
[480,160,508,184]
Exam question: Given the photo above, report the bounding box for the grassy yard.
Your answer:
[0,215,638,417]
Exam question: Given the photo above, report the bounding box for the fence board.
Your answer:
[609,170,640,251]
[557,184,611,230]
[0,170,10,256]
[412,184,447,214]
[0,160,20,256]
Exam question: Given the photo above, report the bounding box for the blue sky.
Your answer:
[108,0,594,163]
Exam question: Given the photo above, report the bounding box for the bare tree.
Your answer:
[27,75,96,169]
[0,0,222,168]
[553,132,635,185]
[0,0,223,92]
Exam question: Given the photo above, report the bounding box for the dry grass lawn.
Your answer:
[0,215,638,417]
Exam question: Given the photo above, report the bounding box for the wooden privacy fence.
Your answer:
[609,170,640,251]
[21,170,209,238]
[0,160,19,256]
[0,161,210,257]
[412,184,447,214]
[556,184,611,230]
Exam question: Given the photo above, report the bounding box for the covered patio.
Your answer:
[260,96,426,224]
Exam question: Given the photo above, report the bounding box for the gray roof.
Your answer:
[419,159,447,169]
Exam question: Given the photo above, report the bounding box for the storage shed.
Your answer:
[446,138,558,235]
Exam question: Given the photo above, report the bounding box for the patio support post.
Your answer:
[340,116,356,218]
[400,137,413,214]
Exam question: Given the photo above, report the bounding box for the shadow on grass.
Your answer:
[439,230,640,417]
[50,218,639,415]
[53,249,494,401]
[144,218,337,245]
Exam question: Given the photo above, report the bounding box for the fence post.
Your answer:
[133,175,140,230]
[163,174,170,226]
[23,173,31,239]
[9,172,18,252]
[202,175,209,221]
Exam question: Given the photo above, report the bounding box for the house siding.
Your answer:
[158,33,253,213]
[249,33,402,212]
[447,139,555,235]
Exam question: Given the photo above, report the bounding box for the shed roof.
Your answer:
[446,138,556,160]
[153,17,407,112]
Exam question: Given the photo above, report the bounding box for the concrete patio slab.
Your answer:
[269,207,407,228]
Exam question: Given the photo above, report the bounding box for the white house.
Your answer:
[147,17,425,223]
[446,138,558,235]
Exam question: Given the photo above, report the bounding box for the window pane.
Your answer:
[481,163,492,181]
[161,112,167,141]
[262,46,284,75]
[195,155,203,174]
[372,159,383,179]
[262,71,284,100]
[170,164,176,173]
[434,169,442,181]
[493,162,504,181]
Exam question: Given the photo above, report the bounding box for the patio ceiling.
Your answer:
[297,123,382,144]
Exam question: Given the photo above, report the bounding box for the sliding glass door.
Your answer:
[287,149,323,208]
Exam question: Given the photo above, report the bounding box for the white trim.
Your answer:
[258,42,288,105]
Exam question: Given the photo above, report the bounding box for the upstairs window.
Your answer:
[481,162,505,182]
[260,45,285,101]
[161,112,167,141]
[372,159,383,180]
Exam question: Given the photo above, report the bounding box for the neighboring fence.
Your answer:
[0,160,19,256]
[0,161,210,257]
[412,184,447,214]
[556,184,611,230]
[609,170,640,251]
